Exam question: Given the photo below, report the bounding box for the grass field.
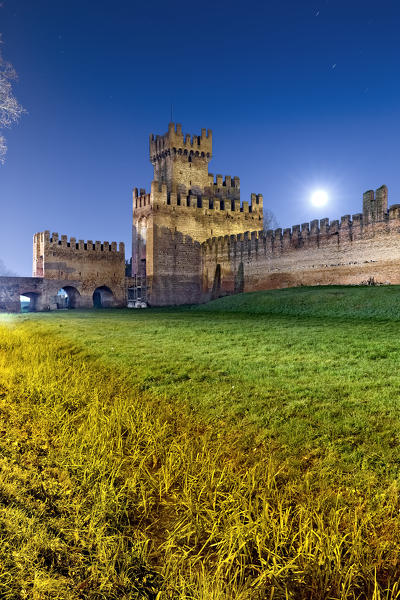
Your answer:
[1,286,400,599]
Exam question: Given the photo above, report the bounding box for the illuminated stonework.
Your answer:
[1,123,400,312]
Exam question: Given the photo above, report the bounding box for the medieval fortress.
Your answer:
[1,122,399,312]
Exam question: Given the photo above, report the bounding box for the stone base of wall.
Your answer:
[0,277,127,313]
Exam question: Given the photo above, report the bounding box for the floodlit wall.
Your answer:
[32,230,126,307]
[201,187,400,299]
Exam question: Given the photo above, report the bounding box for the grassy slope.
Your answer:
[21,287,400,480]
[196,285,400,320]
[2,286,400,598]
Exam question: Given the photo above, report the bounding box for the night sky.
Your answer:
[1,0,399,275]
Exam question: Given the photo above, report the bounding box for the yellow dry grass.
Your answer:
[0,318,400,599]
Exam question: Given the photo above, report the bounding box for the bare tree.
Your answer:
[263,208,279,232]
[0,35,25,163]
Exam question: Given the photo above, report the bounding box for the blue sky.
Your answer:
[1,0,400,275]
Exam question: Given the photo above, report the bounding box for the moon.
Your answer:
[311,189,328,207]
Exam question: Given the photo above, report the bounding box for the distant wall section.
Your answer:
[202,189,400,299]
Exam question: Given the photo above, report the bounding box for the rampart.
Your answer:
[0,276,85,312]
[32,230,126,306]
[201,186,400,298]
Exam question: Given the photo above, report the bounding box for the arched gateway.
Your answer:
[93,286,115,308]
[20,292,40,312]
[56,286,81,309]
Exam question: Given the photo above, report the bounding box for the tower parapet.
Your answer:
[133,182,262,217]
[150,122,212,160]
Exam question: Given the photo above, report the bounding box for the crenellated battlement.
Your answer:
[207,174,240,189]
[199,183,400,302]
[133,188,152,209]
[33,230,125,254]
[133,181,263,220]
[201,191,400,259]
[150,122,212,160]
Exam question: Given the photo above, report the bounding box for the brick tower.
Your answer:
[132,123,264,305]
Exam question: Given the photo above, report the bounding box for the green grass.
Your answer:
[1,285,400,598]
[197,285,400,320]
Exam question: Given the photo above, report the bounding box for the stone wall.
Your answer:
[0,277,45,312]
[149,226,202,306]
[201,199,400,300]
[0,277,83,312]
[132,185,263,305]
[32,231,126,306]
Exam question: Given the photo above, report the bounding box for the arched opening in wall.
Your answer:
[93,286,115,308]
[234,262,244,294]
[56,286,80,309]
[211,264,221,299]
[20,292,39,313]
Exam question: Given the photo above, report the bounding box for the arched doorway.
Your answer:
[20,292,40,312]
[56,286,80,309]
[93,286,114,308]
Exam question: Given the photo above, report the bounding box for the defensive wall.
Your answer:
[0,276,83,312]
[0,232,127,313]
[201,186,400,299]
[0,274,135,312]
[3,123,400,312]
[32,230,126,307]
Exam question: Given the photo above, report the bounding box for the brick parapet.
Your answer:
[32,230,126,295]
[33,231,125,254]
[201,203,400,260]
[150,122,212,160]
[133,181,263,222]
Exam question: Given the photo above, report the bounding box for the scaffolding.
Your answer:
[127,275,148,308]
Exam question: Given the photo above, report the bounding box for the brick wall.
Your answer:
[32,231,126,306]
[201,206,400,300]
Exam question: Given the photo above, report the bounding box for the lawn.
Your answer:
[1,286,400,599]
